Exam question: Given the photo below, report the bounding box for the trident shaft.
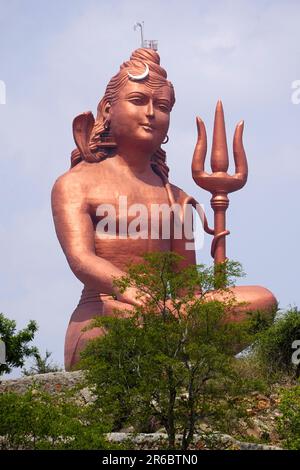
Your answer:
[192,101,248,265]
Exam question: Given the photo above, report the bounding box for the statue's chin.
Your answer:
[115,131,163,154]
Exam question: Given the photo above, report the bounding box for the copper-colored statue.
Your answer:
[51,48,277,370]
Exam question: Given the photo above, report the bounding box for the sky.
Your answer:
[0,0,300,376]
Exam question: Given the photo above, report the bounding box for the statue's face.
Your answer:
[108,79,172,153]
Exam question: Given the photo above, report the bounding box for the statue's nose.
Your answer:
[146,99,154,118]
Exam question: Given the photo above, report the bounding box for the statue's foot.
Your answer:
[203,285,277,354]
[205,285,278,322]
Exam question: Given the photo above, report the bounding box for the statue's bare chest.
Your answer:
[87,176,170,218]
[86,175,173,254]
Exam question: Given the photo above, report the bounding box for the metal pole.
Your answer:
[134,22,144,47]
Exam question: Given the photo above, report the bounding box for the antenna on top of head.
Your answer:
[133,22,158,51]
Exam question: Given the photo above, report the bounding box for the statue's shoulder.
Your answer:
[51,162,90,200]
[169,183,190,204]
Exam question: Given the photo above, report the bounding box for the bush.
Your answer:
[277,385,300,449]
[22,350,62,376]
[253,308,300,378]
[0,387,117,450]
[0,313,38,375]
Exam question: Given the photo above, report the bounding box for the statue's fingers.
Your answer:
[233,120,248,179]
[192,117,207,174]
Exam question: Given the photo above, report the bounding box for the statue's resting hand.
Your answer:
[115,286,150,307]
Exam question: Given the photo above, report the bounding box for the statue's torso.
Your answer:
[74,160,174,271]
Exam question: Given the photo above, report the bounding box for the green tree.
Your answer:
[0,313,38,375]
[0,387,117,450]
[277,385,300,450]
[253,308,300,379]
[81,252,268,450]
[22,350,62,376]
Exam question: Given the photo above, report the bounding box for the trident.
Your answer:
[192,101,248,267]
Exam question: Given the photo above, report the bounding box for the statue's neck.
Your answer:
[112,150,153,175]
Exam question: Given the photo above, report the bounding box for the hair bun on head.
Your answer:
[120,48,168,79]
[130,48,160,65]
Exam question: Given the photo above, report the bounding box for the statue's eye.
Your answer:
[131,98,142,104]
[157,103,170,112]
[128,96,145,105]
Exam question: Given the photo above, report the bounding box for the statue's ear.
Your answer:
[96,97,111,122]
[72,111,96,161]
[103,102,111,118]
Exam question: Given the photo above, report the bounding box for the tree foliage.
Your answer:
[253,308,300,378]
[277,385,300,450]
[0,387,116,450]
[80,252,268,449]
[22,350,62,376]
[0,313,38,375]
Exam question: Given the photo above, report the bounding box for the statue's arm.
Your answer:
[51,173,140,305]
[170,185,196,268]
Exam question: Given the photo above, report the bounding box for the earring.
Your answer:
[162,135,169,144]
[104,119,110,130]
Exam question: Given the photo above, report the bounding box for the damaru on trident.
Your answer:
[51,47,277,370]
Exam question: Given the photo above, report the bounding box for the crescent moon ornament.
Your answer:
[127,63,149,81]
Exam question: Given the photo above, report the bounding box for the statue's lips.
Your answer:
[140,123,155,131]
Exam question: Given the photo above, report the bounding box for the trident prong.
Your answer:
[192,100,248,265]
